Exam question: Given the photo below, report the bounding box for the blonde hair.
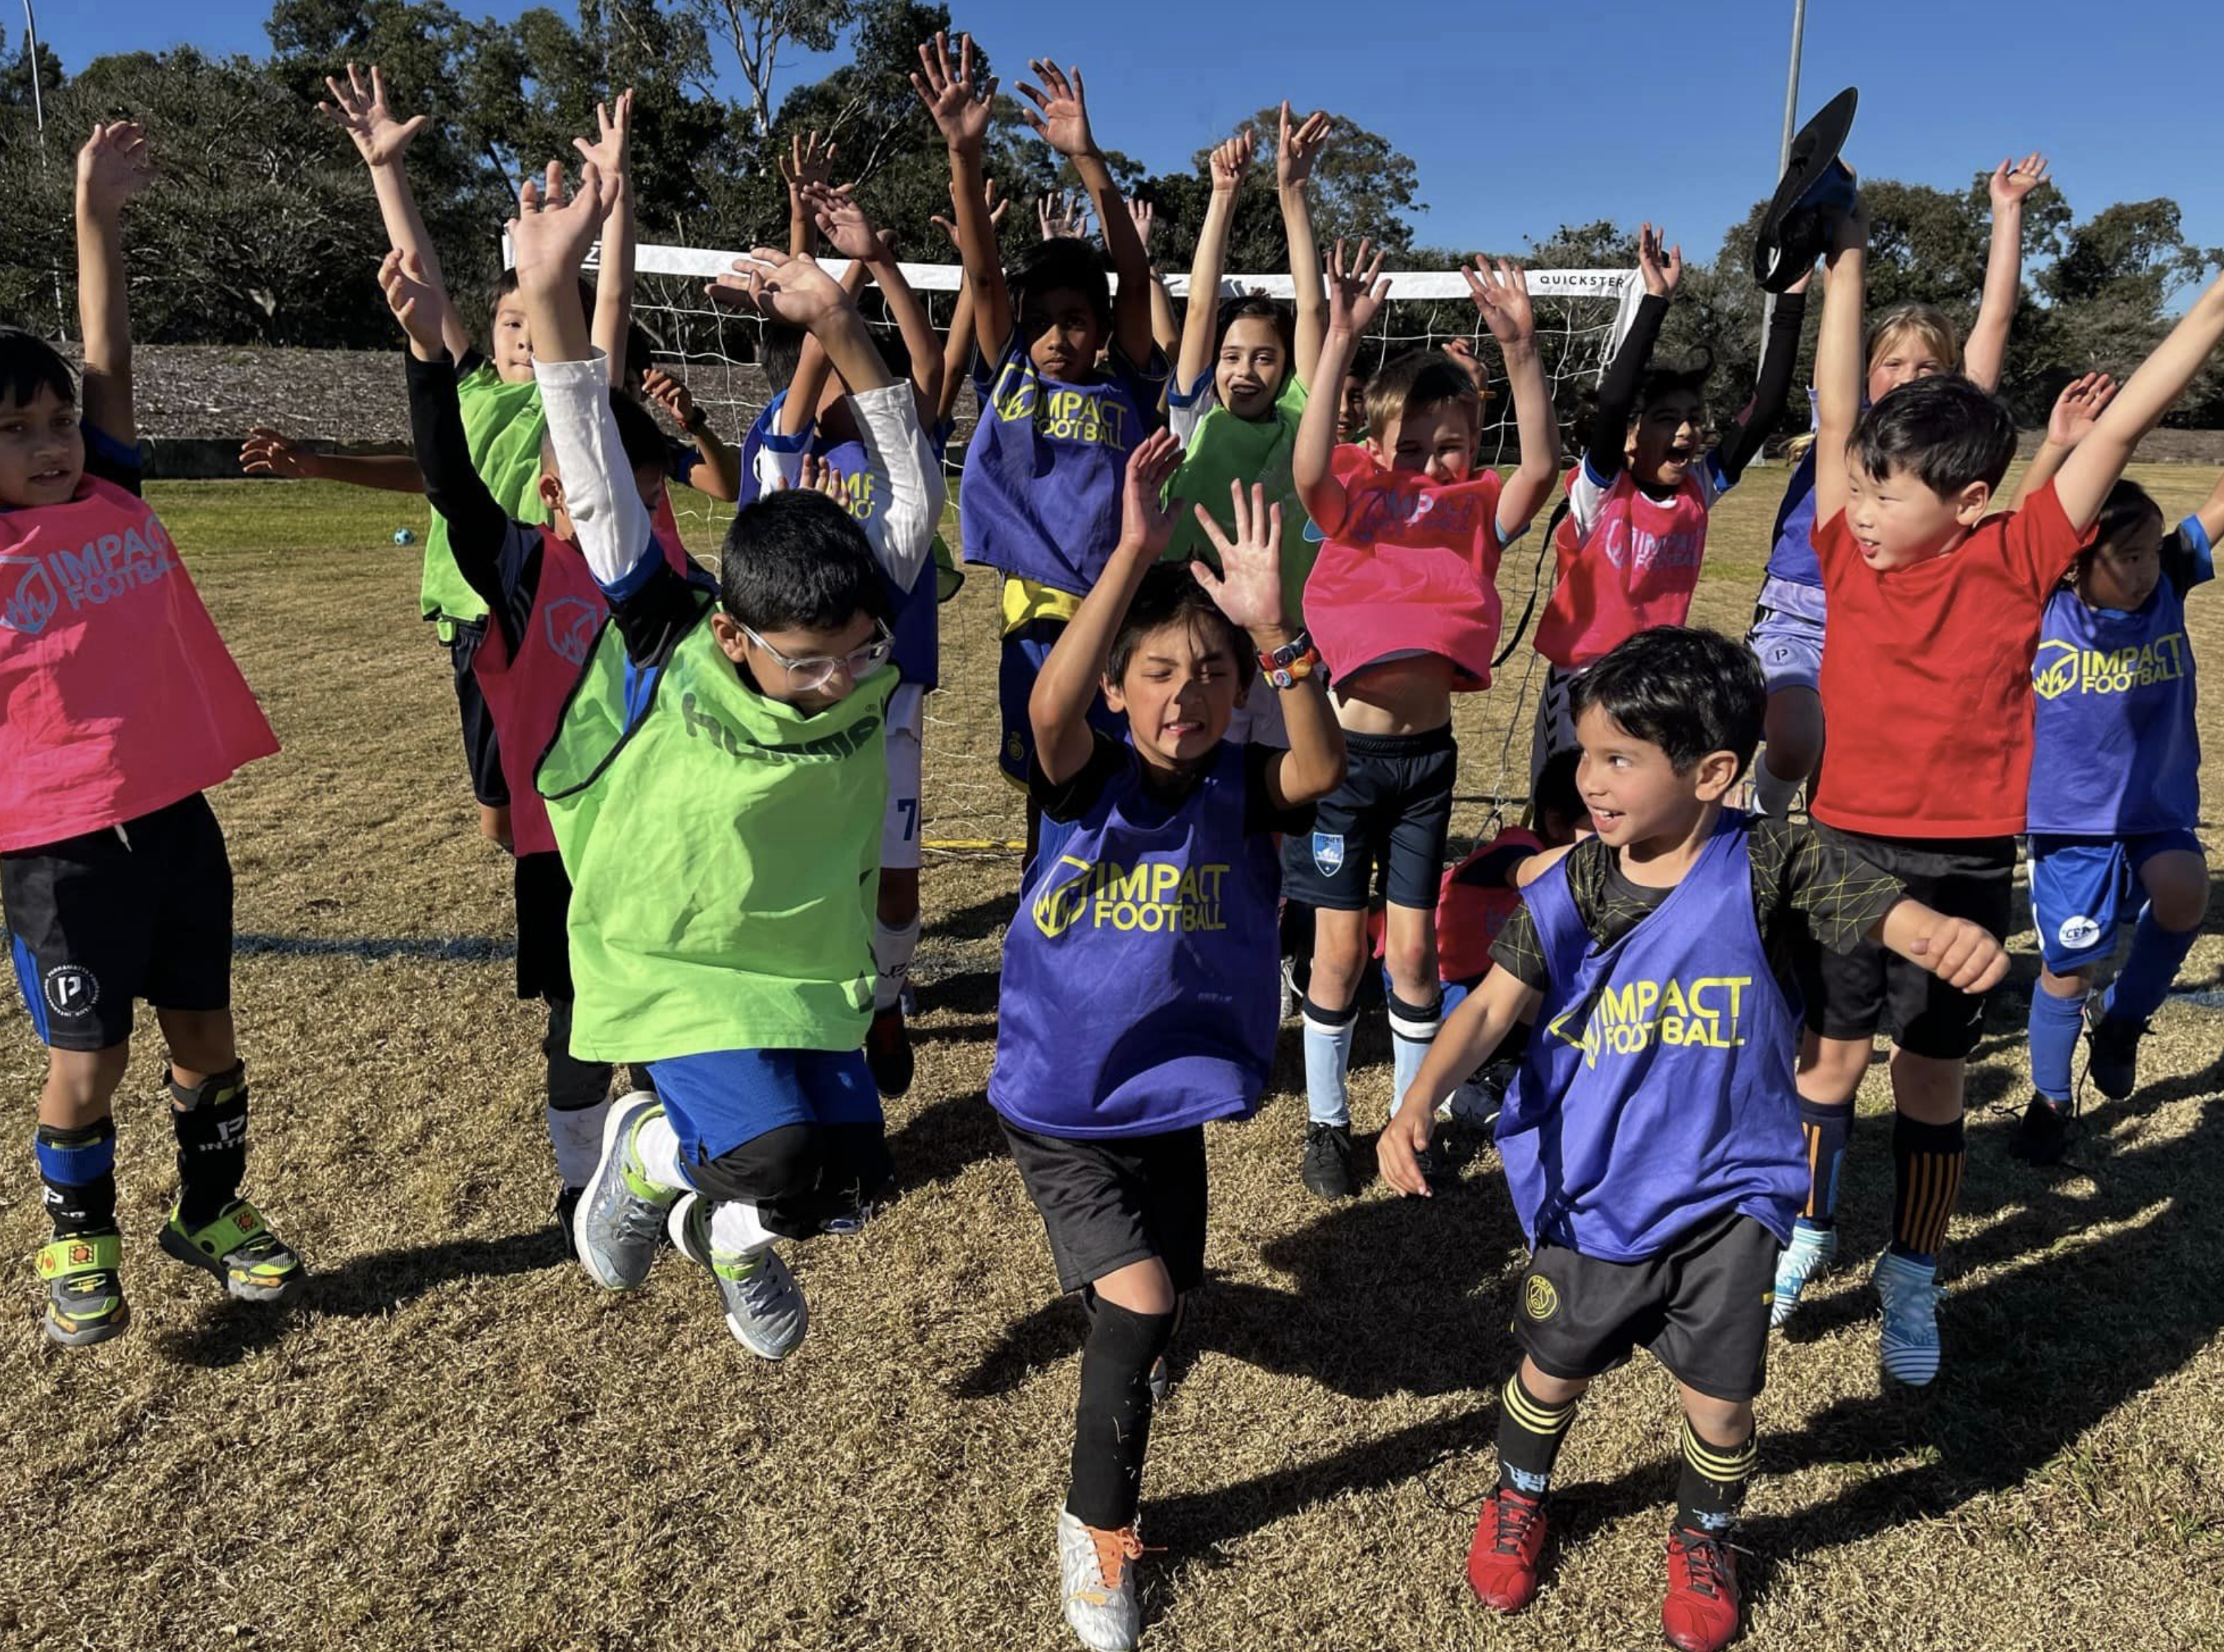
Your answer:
[1864,303,1962,376]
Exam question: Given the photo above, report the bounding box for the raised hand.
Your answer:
[1637,222,1682,299]
[1117,429,1183,555]
[1277,101,1332,191]
[1125,197,1154,252]
[1037,189,1092,242]
[1190,479,1289,636]
[708,247,850,329]
[1440,336,1489,393]
[1463,257,1536,347]
[804,182,883,264]
[572,88,634,182]
[76,121,152,218]
[508,160,617,293]
[642,367,697,428]
[910,31,995,155]
[1017,59,1095,159]
[2046,371,2119,448]
[1991,151,2051,210]
[319,63,428,169]
[780,128,838,196]
[239,425,312,480]
[1208,130,1253,197]
[1326,237,1391,336]
[378,248,446,356]
[932,175,1005,247]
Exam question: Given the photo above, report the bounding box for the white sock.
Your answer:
[709,1198,776,1261]
[545,1098,612,1190]
[632,1108,688,1193]
[1752,755,1804,817]
[872,914,924,1013]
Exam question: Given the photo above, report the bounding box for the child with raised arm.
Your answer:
[2004,377,2220,1162]
[1746,152,2051,816]
[912,32,1170,864]
[1163,105,1332,745]
[1285,239,1560,1199]
[381,226,709,1244]
[993,445,1342,1652]
[1529,223,1808,777]
[1378,626,2004,1652]
[2,125,303,1346]
[1774,190,2224,1388]
[513,159,942,1361]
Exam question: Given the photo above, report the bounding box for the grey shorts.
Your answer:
[1747,603,1824,693]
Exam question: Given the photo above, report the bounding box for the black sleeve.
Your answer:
[609,560,709,669]
[2160,523,2205,597]
[1243,740,1319,836]
[1750,816,1906,956]
[1488,903,1548,991]
[1029,729,1128,824]
[1711,291,1806,485]
[406,351,520,635]
[1451,843,1534,892]
[81,421,143,497]
[455,345,488,380]
[1585,292,1669,480]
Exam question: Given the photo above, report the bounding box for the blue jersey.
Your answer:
[989,739,1284,1138]
[1760,448,1823,597]
[2027,517,2210,835]
[1498,815,1805,1261]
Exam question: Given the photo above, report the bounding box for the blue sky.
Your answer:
[25,0,2223,271]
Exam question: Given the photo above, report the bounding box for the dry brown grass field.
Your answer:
[4,463,2222,1652]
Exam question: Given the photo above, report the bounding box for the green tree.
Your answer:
[0,21,66,114]
[684,0,858,133]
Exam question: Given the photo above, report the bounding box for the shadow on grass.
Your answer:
[234,931,516,963]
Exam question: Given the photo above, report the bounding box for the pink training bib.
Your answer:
[1533,467,1711,670]
[0,477,277,854]
[1303,446,1507,690]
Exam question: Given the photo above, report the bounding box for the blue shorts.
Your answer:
[999,621,1127,785]
[2027,830,2203,973]
[1747,603,1824,693]
[645,1048,882,1170]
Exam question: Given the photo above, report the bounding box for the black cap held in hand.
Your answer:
[1752,87,1859,294]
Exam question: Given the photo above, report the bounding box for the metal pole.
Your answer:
[21,0,46,145]
[1759,0,1807,368]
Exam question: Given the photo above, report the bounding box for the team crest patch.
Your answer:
[2057,915,2104,953]
[43,966,98,1019]
[1,554,60,635]
[542,596,602,666]
[1312,832,1345,876]
[1523,1274,1560,1322]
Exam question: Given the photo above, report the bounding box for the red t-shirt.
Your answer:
[1811,478,2094,839]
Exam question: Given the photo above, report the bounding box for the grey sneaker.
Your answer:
[1056,1508,1144,1651]
[575,1093,677,1291]
[667,1193,809,1360]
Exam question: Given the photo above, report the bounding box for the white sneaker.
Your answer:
[1056,1508,1143,1651]
[667,1194,809,1360]
[1771,1222,1837,1328]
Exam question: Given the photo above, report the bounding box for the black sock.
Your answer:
[1496,1369,1579,1499]
[1890,1112,1965,1266]
[1066,1294,1177,1532]
[1675,1420,1756,1535]
[170,1063,249,1227]
[35,1118,118,1238]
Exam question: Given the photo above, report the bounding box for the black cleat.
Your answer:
[1301,1121,1357,1199]
[2083,1000,2146,1101]
[2007,1093,2071,1166]
[866,1006,915,1099]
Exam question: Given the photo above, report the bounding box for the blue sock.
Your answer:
[1302,996,1357,1127]
[1388,989,1443,1110]
[2027,981,2087,1105]
[2103,907,2198,1026]
[1796,1099,1851,1229]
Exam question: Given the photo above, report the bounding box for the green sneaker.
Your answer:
[38,1231,130,1347]
[159,1198,304,1303]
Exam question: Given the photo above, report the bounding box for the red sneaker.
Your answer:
[1466,1489,1548,1611]
[1662,1527,1741,1651]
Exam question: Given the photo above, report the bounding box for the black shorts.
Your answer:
[3,793,232,1053]
[1280,724,1456,912]
[513,850,574,1003]
[451,626,510,809]
[1001,1120,1208,1296]
[1801,825,2016,1060]
[1516,1212,1781,1403]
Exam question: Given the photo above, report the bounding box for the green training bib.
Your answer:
[422,361,550,629]
[1164,377,1317,627]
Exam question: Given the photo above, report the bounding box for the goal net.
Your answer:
[577,239,1640,851]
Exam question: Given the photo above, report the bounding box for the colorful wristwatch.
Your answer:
[1257,629,1320,689]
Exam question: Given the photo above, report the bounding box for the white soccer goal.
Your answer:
[565,239,1639,850]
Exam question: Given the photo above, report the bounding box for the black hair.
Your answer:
[1632,351,1712,419]
[1363,348,1481,440]
[1213,294,1297,378]
[1568,625,1766,778]
[1850,373,2018,497]
[758,321,805,393]
[624,321,658,389]
[2075,477,2166,587]
[0,327,76,410]
[1107,564,1245,684]
[489,267,598,323]
[720,490,893,633]
[1530,748,1585,841]
[607,390,669,477]
[1009,236,1114,334]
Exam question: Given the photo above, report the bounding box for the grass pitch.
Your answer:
[4,466,2222,1651]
